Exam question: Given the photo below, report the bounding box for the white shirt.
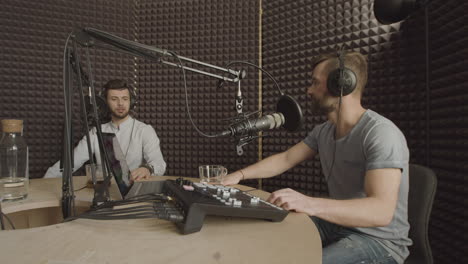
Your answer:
[44,117,166,178]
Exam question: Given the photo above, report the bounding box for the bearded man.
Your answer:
[45,79,166,181]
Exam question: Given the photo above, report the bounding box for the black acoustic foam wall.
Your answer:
[134,0,260,180]
[262,0,467,263]
[0,0,135,178]
[1,0,466,262]
[427,0,468,262]
[262,0,427,196]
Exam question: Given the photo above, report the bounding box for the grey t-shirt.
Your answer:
[303,109,412,264]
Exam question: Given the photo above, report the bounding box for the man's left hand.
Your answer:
[131,167,151,181]
[267,188,316,215]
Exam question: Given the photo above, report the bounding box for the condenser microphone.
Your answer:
[217,112,285,137]
[217,94,303,137]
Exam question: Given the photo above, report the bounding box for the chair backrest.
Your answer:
[405,164,437,264]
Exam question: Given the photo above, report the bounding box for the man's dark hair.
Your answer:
[102,79,131,99]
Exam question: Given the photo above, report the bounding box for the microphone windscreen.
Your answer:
[84,95,109,125]
[276,94,303,132]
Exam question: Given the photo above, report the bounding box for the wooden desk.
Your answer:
[0,176,322,264]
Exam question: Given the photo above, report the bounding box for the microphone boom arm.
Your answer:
[73,27,243,83]
[61,27,248,219]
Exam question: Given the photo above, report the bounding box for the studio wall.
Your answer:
[262,0,467,263]
[0,0,136,179]
[427,0,468,262]
[0,0,466,263]
[133,0,261,180]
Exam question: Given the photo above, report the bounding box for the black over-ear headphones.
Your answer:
[327,50,357,97]
[99,80,138,111]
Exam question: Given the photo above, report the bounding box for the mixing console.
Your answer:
[163,178,289,234]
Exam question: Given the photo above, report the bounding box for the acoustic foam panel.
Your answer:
[427,0,468,262]
[0,0,135,178]
[1,0,466,261]
[262,0,467,263]
[262,0,427,197]
[134,0,260,182]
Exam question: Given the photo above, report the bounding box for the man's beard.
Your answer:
[111,109,130,120]
[309,94,335,116]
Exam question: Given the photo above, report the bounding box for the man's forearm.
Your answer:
[241,152,291,180]
[241,142,315,181]
[310,168,401,228]
[308,197,395,228]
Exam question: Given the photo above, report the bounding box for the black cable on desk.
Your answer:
[64,193,184,223]
[0,202,4,230]
[74,185,88,192]
[0,212,16,230]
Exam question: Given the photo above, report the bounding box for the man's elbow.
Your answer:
[372,207,395,227]
[376,214,393,227]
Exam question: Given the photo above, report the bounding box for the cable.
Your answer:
[325,46,346,184]
[124,118,136,158]
[326,94,342,184]
[62,32,77,218]
[1,212,16,230]
[170,51,221,138]
[169,51,285,139]
[74,185,88,192]
[0,201,4,230]
[223,61,283,95]
[64,193,184,223]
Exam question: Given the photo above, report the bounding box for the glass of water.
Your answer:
[199,165,227,184]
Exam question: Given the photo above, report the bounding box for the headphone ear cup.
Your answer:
[327,67,357,97]
[129,87,138,110]
[327,69,341,97]
[340,68,357,96]
[97,88,105,102]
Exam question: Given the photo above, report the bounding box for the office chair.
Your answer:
[405,164,437,264]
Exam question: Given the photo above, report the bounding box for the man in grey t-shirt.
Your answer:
[222,51,412,264]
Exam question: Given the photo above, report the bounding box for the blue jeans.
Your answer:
[311,217,398,264]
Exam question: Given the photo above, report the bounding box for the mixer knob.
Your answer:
[250,197,260,204]
[175,177,184,185]
[183,179,192,186]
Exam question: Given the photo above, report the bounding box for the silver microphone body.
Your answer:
[219,112,285,137]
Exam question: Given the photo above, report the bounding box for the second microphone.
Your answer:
[217,113,285,137]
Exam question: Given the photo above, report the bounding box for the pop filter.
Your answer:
[84,95,109,126]
[276,94,303,132]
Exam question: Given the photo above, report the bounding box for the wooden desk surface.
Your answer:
[0,176,322,264]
